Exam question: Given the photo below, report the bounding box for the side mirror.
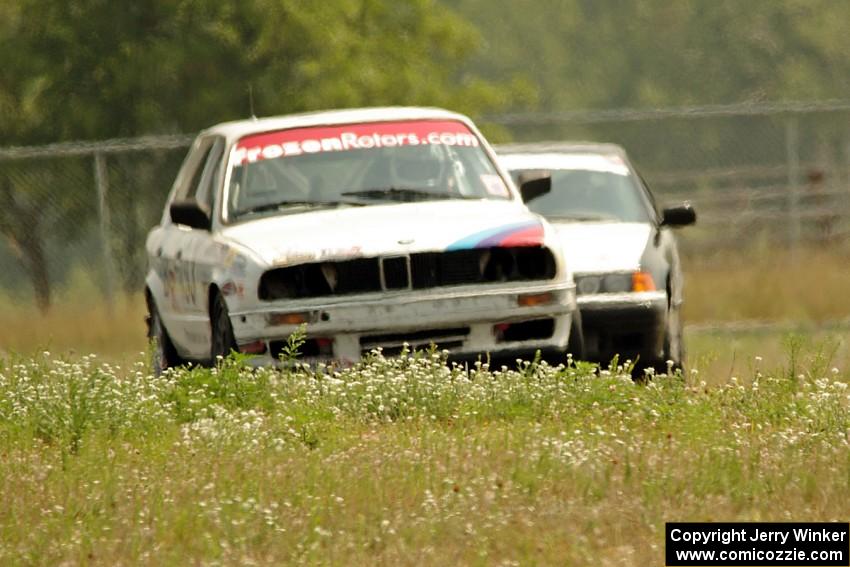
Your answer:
[661,203,696,227]
[170,200,211,230]
[518,170,551,203]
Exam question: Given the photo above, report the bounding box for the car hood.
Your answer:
[220,200,550,266]
[552,221,652,274]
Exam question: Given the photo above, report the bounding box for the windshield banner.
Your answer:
[232,120,480,166]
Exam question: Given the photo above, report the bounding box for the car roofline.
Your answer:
[199,106,474,145]
[494,141,628,158]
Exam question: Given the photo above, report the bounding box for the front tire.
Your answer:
[210,291,237,364]
[640,303,684,378]
[566,310,585,361]
[635,296,684,379]
[661,305,685,373]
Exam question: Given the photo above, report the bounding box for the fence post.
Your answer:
[784,116,801,256]
[94,152,117,310]
[845,136,850,227]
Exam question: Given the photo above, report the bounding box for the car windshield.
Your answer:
[510,165,652,223]
[226,120,511,219]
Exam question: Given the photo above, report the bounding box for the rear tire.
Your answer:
[210,291,237,364]
[147,299,183,376]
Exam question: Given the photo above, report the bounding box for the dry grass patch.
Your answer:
[682,244,850,323]
[0,294,146,358]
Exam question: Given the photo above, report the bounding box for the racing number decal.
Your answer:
[178,251,199,308]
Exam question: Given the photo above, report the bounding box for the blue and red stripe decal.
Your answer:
[446,220,544,251]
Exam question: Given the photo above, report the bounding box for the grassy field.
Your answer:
[687,325,850,385]
[1,247,849,564]
[681,244,850,324]
[0,294,145,359]
[1,342,848,565]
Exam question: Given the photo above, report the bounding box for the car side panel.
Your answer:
[146,226,189,358]
[146,225,211,360]
[169,229,219,359]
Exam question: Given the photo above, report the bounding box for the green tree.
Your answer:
[0,0,523,310]
[449,0,850,189]
[450,0,850,111]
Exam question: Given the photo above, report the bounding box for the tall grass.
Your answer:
[0,346,848,565]
[0,293,146,358]
[682,244,850,323]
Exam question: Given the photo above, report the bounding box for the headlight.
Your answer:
[576,275,601,295]
[602,273,631,293]
[575,271,656,295]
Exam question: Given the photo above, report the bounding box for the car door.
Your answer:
[158,136,220,358]
[634,170,684,330]
[178,137,226,357]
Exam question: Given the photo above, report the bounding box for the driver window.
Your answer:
[193,137,225,216]
[173,138,214,202]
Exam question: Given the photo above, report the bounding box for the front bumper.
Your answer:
[230,282,575,364]
[578,290,667,365]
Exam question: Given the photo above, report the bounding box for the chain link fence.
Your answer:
[0,137,191,311]
[492,100,850,254]
[2,101,850,310]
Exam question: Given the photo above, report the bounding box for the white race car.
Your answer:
[145,107,578,371]
[498,142,696,373]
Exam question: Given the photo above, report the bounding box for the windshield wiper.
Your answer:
[235,199,366,217]
[340,187,479,202]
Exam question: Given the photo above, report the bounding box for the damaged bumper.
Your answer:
[230,282,575,364]
[577,290,668,364]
